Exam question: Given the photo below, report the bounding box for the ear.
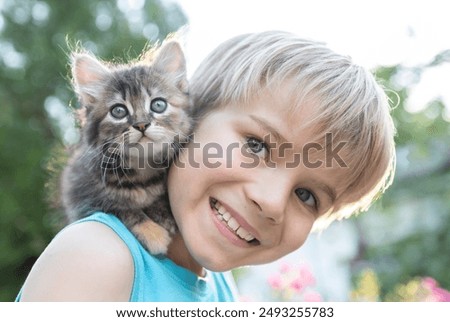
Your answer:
[152,41,188,92]
[71,53,110,105]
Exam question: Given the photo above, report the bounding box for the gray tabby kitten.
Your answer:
[61,40,192,254]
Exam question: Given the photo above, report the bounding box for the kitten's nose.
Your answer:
[132,122,150,132]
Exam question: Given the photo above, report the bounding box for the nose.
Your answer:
[132,122,150,132]
[245,174,290,224]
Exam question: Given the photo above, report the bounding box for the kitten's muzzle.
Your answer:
[133,122,151,133]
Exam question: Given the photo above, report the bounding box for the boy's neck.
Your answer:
[166,233,206,277]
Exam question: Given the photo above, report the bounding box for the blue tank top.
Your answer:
[17,212,238,302]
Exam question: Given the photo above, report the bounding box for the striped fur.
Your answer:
[61,41,192,254]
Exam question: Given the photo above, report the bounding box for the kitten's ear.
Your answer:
[152,41,188,92]
[71,53,110,105]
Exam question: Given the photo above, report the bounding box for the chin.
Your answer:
[194,253,238,272]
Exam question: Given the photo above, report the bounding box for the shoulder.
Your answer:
[20,221,134,301]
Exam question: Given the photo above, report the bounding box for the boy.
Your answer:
[167,30,395,275]
[18,31,395,301]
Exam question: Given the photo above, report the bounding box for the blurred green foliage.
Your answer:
[351,268,450,302]
[0,0,186,301]
[350,54,450,298]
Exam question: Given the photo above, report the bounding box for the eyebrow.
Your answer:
[249,115,288,144]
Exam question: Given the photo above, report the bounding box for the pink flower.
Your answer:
[299,265,316,286]
[421,277,450,302]
[303,291,323,302]
[268,274,283,290]
[266,261,323,301]
[290,278,304,293]
[422,277,438,289]
[432,288,450,302]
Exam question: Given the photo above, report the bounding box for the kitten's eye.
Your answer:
[150,98,167,113]
[295,188,317,208]
[245,137,269,158]
[110,104,128,119]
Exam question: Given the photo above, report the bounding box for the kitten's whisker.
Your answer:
[78,137,120,172]
[162,128,191,140]
[117,145,127,188]
[116,140,140,190]
[99,137,123,187]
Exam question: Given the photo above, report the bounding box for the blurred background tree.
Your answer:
[0,0,186,301]
[349,50,450,299]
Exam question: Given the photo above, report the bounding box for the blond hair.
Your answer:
[189,31,396,228]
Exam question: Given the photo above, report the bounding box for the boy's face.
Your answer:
[168,90,351,271]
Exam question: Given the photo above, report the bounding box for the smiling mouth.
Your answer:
[210,198,260,246]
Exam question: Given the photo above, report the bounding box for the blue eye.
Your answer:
[295,188,317,208]
[110,104,128,119]
[150,98,167,113]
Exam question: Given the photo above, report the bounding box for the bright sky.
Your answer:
[173,0,450,116]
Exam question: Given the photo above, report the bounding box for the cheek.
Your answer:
[175,137,241,179]
[98,120,127,141]
[167,152,211,222]
[282,217,315,251]
[154,109,192,138]
[167,162,189,214]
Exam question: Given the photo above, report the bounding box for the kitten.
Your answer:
[61,40,192,254]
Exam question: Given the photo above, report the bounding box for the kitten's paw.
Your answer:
[133,220,171,255]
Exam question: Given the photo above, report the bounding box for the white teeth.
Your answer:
[227,217,239,231]
[236,227,253,241]
[213,200,256,242]
[216,204,232,221]
[217,205,226,214]
[222,212,231,221]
